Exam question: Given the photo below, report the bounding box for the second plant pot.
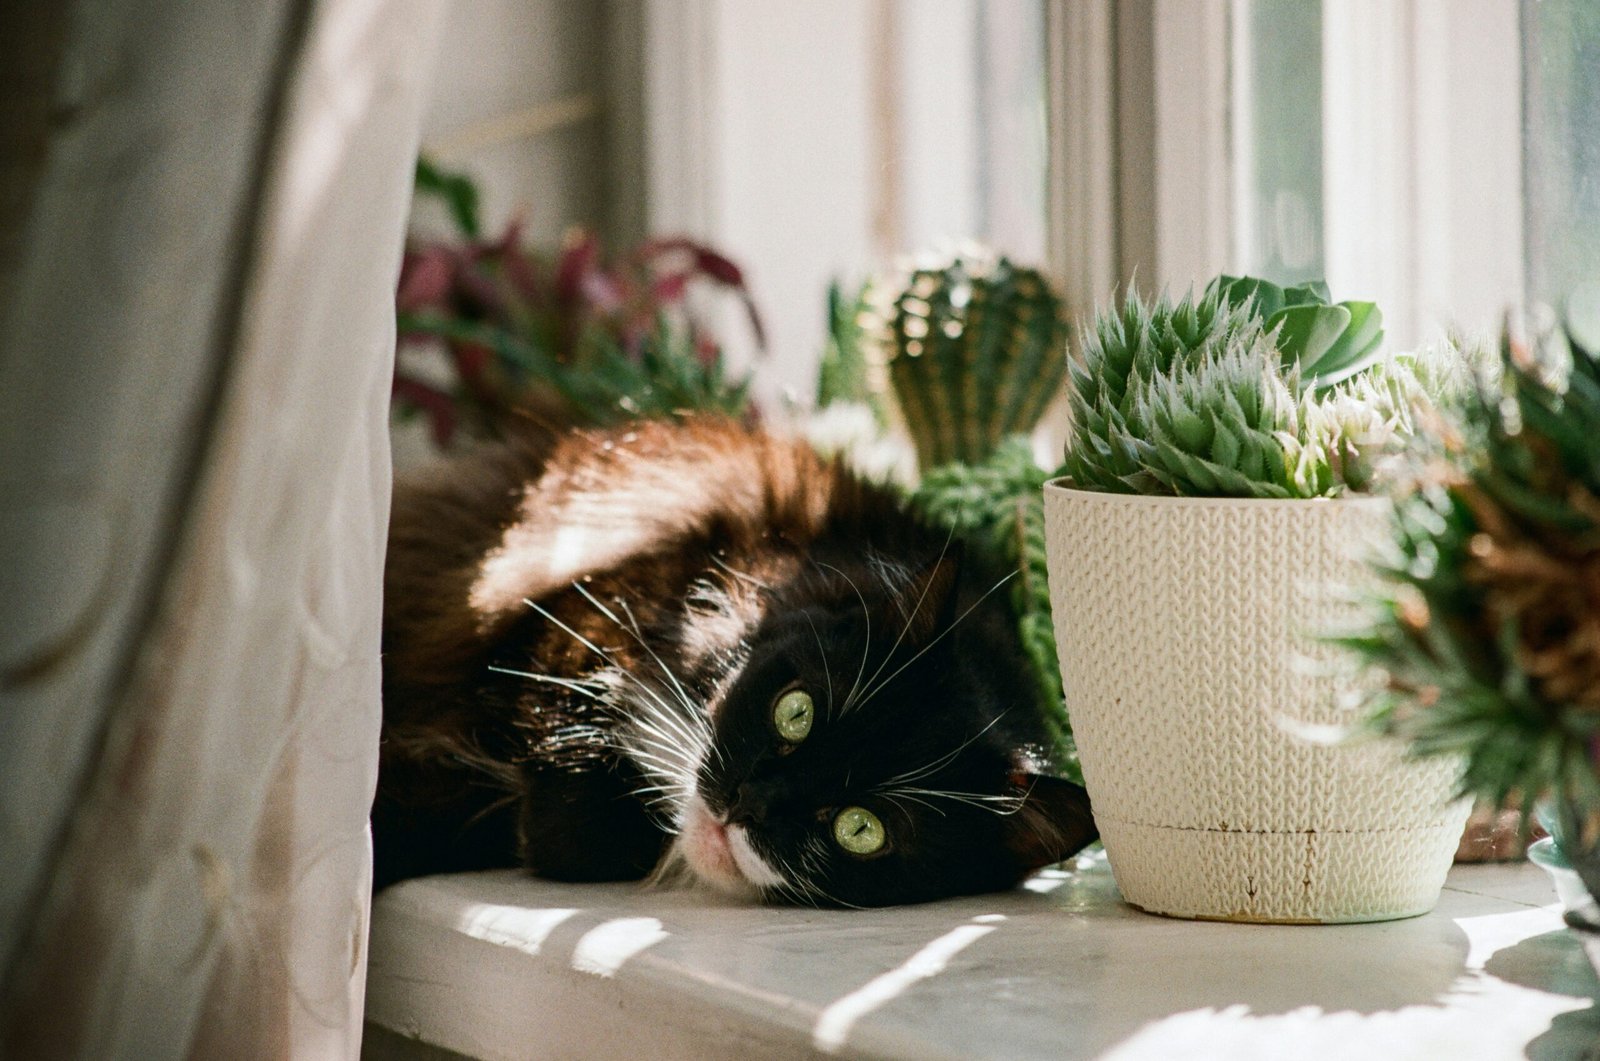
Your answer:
[1043,482,1469,923]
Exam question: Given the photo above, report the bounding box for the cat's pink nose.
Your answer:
[700,815,730,852]
[682,800,741,884]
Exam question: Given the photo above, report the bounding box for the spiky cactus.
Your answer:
[870,252,1067,471]
[1064,279,1445,499]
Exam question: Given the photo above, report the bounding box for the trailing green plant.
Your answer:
[1344,298,1600,853]
[395,159,760,446]
[866,251,1067,470]
[1063,279,1442,499]
[913,437,1080,781]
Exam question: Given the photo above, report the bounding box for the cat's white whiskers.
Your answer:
[801,610,836,716]
[565,582,726,781]
[852,570,1018,711]
[797,835,866,909]
[645,844,693,889]
[880,790,945,818]
[612,594,726,771]
[813,561,873,713]
[620,758,691,784]
[609,592,700,713]
[520,596,693,744]
[880,786,1026,817]
[617,729,696,771]
[627,780,695,816]
[855,524,960,708]
[571,582,702,720]
[611,739,692,774]
[521,596,624,666]
[628,781,691,799]
[710,553,771,590]
[518,595,711,822]
[621,685,706,759]
[622,701,694,744]
[769,853,820,908]
[487,665,610,701]
[611,692,703,780]
[877,713,1008,789]
[525,591,705,769]
[618,713,706,791]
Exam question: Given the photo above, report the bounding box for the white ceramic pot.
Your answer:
[1043,482,1469,923]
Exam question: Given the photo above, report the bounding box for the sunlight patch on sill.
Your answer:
[812,915,1004,1053]
[1453,903,1567,971]
[454,903,580,956]
[571,916,670,978]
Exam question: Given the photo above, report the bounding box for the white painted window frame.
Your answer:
[1047,0,1525,349]
[1321,0,1523,346]
[1046,0,1233,317]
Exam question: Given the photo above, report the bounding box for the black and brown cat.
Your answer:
[376,415,1095,907]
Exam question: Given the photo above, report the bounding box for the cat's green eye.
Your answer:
[774,689,814,743]
[833,806,885,855]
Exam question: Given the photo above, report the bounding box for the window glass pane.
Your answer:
[1234,0,1323,286]
[1523,0,1600,304]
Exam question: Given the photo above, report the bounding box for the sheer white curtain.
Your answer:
[0,0,442,1055]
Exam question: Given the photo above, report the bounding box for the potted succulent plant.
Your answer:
[1346,297,1600,956]
[1043,276,1470,923]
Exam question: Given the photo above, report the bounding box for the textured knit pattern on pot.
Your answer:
[1043,484,1468,923]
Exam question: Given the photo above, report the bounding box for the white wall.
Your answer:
[414,0,606,245]
[894,0,981,255]
[706,1,877,406]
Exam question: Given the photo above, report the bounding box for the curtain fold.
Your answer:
[1,0,444,1055]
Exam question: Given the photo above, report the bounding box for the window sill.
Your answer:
[363,854,1600,1059]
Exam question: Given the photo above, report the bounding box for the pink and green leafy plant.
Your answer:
[395,159,762,446]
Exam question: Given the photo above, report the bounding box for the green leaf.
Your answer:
[1209,275,1287,320]
[1303,301,1385,389]
[1234,424,1271,482]
[414,156,481,239]
[1168,400,1211,451]
[817,280,880,415]
[1209,417,1241,469]
[1282,280,1332,306]
[1269,303,1352,370]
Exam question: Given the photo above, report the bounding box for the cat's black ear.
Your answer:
[903,545,963,643]
[1005,773,1097,871]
